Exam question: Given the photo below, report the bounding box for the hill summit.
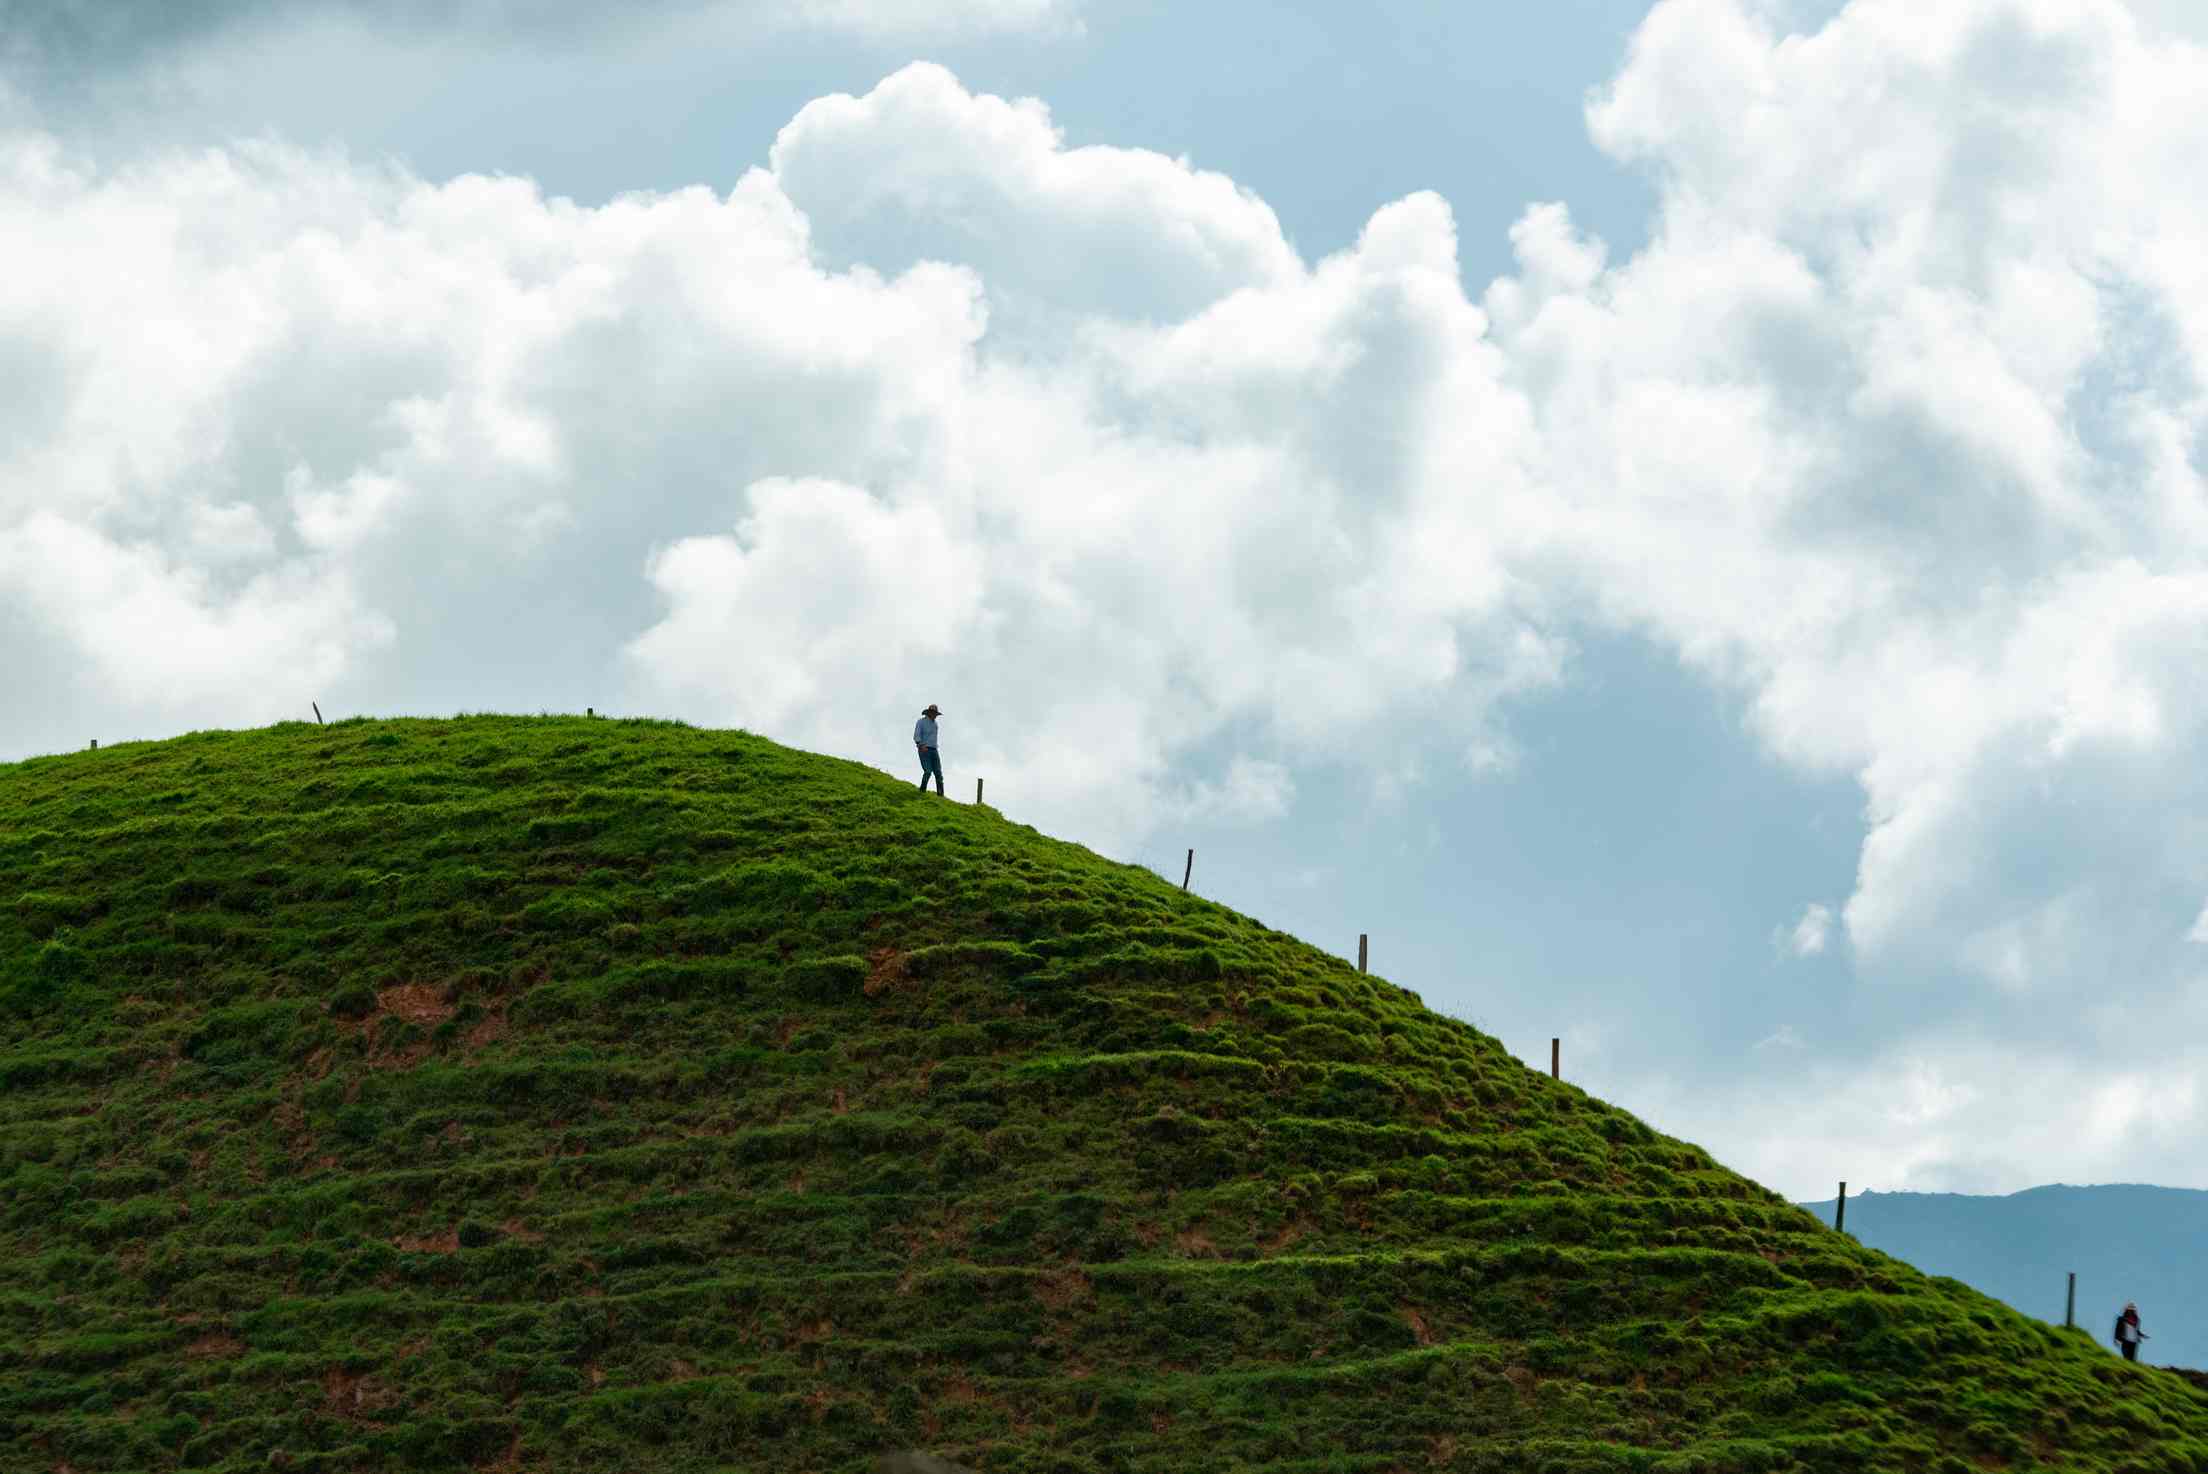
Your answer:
[4,716,2205,1473]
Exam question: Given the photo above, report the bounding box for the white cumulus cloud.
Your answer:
[0,64,1560,850]
[1781,904,1834,958]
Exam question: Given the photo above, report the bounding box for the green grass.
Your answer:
[1,714,2203,1473]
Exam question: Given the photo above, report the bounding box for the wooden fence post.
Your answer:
[1550,1038,1559,1079]
[312,702,323,725]
[88,739,97,751]
[976,777,984,806]
[1181,849,1193,891]
[2066,1272,2076,1329]
[586,707,594,718]
[1357,934,1368,973]
[1835,1182,1847,1233]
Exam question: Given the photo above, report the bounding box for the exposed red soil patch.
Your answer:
[185,1333,243,1358]
[392,1229,459,1254]
[465,1011,508,1051]
[1033,1265,1094,1311]
[1174,1228,1219,1259]
[322,1367,398,1420]
[1400,1306,1435,1347]
[863,946,908,996]
[500,1218,542,1243]
[375,983,453,1027]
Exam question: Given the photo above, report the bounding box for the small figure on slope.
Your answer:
[2114,1302,2148,1363]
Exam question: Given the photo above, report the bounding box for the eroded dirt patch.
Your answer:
[863,947,908,996]
[1174,1227,1219,1259]
[466,1011,508,1051]
[376,983,453,1027]
[392,1229,460,1254]
[1033,1265,1094,1311]
[322,1368,399,1421]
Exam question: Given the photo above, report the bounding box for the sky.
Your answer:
[5,0,2208,1201]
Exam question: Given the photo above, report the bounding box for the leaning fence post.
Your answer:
[312,702,324,725]
[1835,1182,1847,1233]
[1357,934,1368,973]
[1181,849,1193,891]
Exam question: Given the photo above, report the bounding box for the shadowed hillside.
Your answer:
[4,716,2207,1473]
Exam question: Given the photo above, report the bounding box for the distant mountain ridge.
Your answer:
[1798,1184,2208,1369]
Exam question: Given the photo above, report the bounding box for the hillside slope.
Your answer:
[1797,1185,2208,1370]
[3,716,2205,1474]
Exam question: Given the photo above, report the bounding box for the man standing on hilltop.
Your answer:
[914,704,945,796]
[2115,1303,2148,1362]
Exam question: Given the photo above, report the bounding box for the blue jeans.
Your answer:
[917,745,943,793]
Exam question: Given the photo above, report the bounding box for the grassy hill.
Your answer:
[3,715,2205,1474]
[1795,1186,2208,1372]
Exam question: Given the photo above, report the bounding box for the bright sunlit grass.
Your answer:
[2,716,2202,1471]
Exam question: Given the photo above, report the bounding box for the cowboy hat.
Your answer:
[922,704,943,716]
